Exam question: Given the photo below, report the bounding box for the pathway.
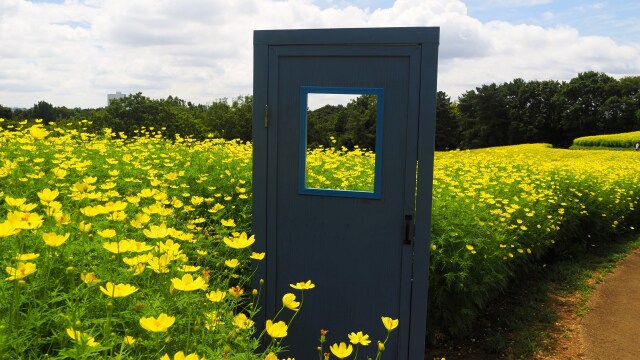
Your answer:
[580,248,640,360]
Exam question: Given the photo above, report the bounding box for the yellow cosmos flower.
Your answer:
[66,328,99,347]
[5,262,37,281]
[144,223,170,239]
[381,316,399,331]
[128,240,153,253]
[265,320,288,338]
[80,206,100,217]
[129,263,147,275]
[160,351,204,360]
[0,221,19,238]
[139,188,157,198]
[264,353,278,360]
[12,253,39,261]
[78,221,92,232]
[170,274,208,291]
[97,229,117,238]
[330,342,353,359]
[223,232,255,249]
[103,240,132,254]
[147,255,172,274]
[108,211,127,221]
[123,253,153,266]
[8,211,43,229]
[224,259,240,268]
[220,218,236,227]
[228,286,244,298]
[282,293,300,311]
[100,282,139,298]
[123,335,135,345]
[42,232,70,247]
[233,313,255,329]
[348,331,371,346]
[206,290,226,303]
[19,203,38,212]
[179,265,200,273]
[157,239,181,254]
[52,167,67,179]
[80,272,100,285]
[37,188,59,203]
[54,212,71,226]
[5,196,26,207]
[29,125,49,140]
[139,313,175,332]
[250,252,265,260]
[208,203,225,213]
[290,280,315,290]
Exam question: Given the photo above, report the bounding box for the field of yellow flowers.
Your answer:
[3,119,640,358]
[429,144,640,335]
[573,130,640,149]
[0,120,268,359]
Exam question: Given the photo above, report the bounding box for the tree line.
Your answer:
[1,71,638,149]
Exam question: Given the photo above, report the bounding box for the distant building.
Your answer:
[107,91,126,103]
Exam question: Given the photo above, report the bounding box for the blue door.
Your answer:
[253,28,439,359]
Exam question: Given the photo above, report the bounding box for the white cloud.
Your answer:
[0,0,638,108]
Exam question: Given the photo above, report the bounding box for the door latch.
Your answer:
[264,104,268,128]
[404,214,415,245]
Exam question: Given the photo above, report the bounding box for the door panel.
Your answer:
[267,46,420,358]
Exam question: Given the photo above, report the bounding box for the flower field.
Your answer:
[573,130,640,149]
[0,120,264,359]
[429,144,640,335]
[2,119,640,358]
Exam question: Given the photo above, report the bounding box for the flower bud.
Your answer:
[378,340,385,352]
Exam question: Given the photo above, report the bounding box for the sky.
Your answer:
[1,0,638,109]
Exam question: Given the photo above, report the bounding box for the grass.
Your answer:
[426,233,640,359]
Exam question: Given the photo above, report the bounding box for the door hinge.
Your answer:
[264,104,268,128]
[404,214,415,245]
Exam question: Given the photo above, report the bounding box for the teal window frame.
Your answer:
[298,86,384,199]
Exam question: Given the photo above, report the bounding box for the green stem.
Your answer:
[374,332,390,360]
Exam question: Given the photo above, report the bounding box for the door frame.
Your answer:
[253,27,439,359]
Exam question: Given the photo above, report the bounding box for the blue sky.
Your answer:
[3,0,639,108]
[464,0,639,45]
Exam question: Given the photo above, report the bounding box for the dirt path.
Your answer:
[580,249,640,360]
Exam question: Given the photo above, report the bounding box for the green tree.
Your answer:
[340,94,377,151]
[0,104,12,120]
[434,91,461,150]
[32,101,56,124]
[558,71,618,143]
[458,83,509,148]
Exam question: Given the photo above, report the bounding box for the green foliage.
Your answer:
[573,130,640,148]
[457,72,640,148]
[427,144,640,337]
[434,91,461,150]
[306,94,378,151]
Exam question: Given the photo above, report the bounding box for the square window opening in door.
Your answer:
[299,86,383,199]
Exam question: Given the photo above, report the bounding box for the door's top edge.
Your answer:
[253,27,439,46]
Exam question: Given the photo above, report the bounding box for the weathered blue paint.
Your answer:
[252,27,439,360]
[298,86,384,199]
